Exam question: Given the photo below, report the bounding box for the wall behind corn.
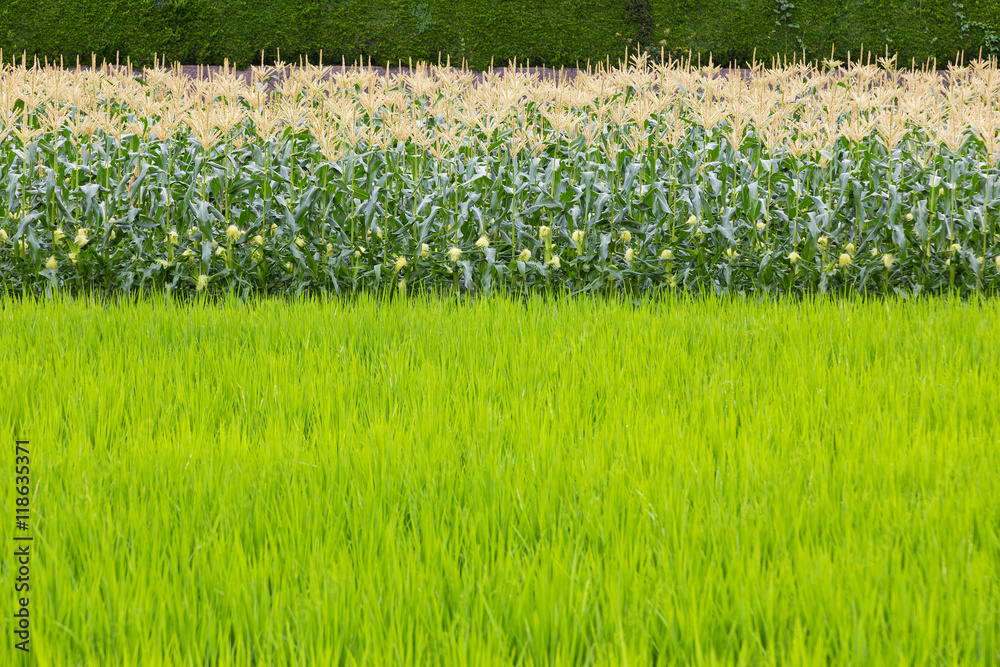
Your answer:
[0,0,631,71]
[0,0,997,71]
[651,0,1000,69]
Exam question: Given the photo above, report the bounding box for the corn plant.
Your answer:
[2,52,1000,298]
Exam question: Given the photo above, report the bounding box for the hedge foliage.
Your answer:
[0,0,998,71]
[651,0,1000,70]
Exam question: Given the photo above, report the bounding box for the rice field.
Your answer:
[1,294,998,665]
[2,52,1000,297]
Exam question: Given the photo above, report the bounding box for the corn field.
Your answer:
[2,51,1000,297]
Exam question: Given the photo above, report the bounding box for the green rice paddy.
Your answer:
[1,294,998,665]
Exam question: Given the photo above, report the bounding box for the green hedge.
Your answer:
[651,0,1000,69]
[0,0,629,71]
[0,0,997,71]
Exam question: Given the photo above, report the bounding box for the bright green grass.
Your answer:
[1,294,998,666]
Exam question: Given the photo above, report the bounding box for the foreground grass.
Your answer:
[0,294,998,665]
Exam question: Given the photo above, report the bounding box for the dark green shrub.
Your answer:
[0,0,997,70]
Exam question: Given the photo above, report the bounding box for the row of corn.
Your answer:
[1,54,999,297]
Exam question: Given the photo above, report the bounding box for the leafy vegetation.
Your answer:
[3,55,1000,298]
[1,294,997,664]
